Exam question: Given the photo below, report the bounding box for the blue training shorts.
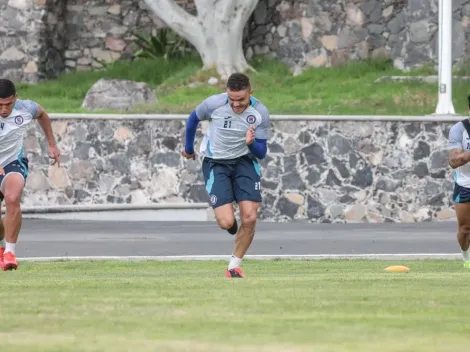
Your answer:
[202,154,262,208]
[0,157,29,201]
[453,182,470,203]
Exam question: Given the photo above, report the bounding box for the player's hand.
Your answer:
[246,125,255,145]
[48,144,61,167]
[181,150,196,160]
[0,168,5,176]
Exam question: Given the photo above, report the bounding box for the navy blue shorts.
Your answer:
[202,154,262,208]
[453,182,470,203]
[0,157,29,201]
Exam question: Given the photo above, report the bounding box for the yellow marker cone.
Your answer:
[384,265,410,273]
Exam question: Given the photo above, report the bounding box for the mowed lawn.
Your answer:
[15,55,470,116]
[1,260,468,352]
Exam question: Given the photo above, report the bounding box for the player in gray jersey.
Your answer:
[448,95,470,268]
[0,79,60,270]
[182,73,270,278]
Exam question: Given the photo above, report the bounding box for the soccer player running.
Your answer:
[0,79,60,271]
[182,73,270,278]
[447,95,470,268]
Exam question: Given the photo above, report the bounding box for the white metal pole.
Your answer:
[435,0,455,115]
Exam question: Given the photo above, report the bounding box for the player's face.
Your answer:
[227,88,252,114]
[0,95,17,118]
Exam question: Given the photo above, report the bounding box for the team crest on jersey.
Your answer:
[246,115,256,124]
[14,116,23,125]
[210,194,217,205]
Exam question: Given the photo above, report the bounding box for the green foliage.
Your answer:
[18,55,470,116]
[16,56,202,113]
[131,28,189,62]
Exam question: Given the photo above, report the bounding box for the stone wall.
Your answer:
[245,0,470,72]
[0,0,195,81]
[63,0,196,72]
[2,0,470,82]
[23,118,456,223]
[0,0,65,83]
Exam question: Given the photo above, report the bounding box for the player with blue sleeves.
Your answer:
[0,79,61,271]
[182,73,270,278]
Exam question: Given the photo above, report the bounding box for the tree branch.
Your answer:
[233,0,259,24]
[193,0,213,11]
[195,0,259,26]
[141,0,203,48]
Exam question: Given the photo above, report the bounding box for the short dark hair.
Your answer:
[467,94,470,109]
[0,79,16,99]
[226,73,251,91]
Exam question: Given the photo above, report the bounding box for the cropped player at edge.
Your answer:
[182,73,270,278]
[0,79,61,271]
[448,94,470,268]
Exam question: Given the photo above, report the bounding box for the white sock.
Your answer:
[228,255,242,270]
[462,249,470,262]
[0,238,5,248]
[5,242,15,255]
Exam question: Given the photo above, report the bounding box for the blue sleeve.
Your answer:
[184,110,200,154]
[248,138,267,159]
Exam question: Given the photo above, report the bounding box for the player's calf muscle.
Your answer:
[455,204,470,242]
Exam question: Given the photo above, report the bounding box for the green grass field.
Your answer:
[2,259,468,352]
[15,55,470,116]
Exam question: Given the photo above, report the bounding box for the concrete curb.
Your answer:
[8,203,209,214]
[48,113,465,122]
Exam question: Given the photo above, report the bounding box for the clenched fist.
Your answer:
[246,125,255,145]
[181,150,196,160]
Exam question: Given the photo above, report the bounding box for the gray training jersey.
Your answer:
[448,120,470,187]
[195,93,270,160]
[0,99,39,167]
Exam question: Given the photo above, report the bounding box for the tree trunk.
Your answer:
[142,0,259,80]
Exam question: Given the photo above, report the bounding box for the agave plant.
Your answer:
[132,28,188,62]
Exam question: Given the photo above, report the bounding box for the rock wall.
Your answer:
[244,0,470,72]
[0,0,195,80]
[23,118,456,223]
[0,0,66,83]
[2,0,470,82]
[63,0,197,72]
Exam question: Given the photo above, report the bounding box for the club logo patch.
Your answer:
[210,194,217,205]
[14,116,23,125]
[246,115,256,124]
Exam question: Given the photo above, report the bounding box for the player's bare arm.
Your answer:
[36,105,61,166]
[448,147,470,169]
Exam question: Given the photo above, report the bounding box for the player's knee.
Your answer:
[459,224,470,236]
[4,192,20,208]
[241,212,257,227]
[217,217,235,230]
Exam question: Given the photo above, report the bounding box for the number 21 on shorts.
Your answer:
[255,181,261,190]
